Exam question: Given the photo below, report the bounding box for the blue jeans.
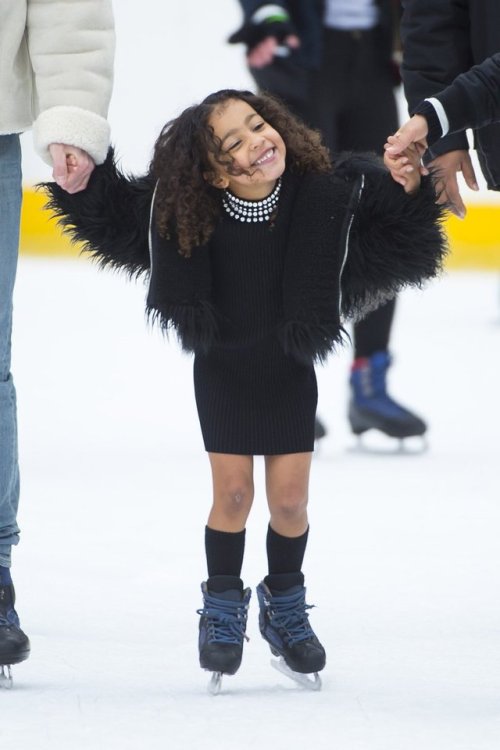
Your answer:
[0,134,22,568]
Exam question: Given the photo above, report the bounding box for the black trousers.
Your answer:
[310,28,399,358]
[252,27,399,358]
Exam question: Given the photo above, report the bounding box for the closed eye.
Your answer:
[226,140,241,152]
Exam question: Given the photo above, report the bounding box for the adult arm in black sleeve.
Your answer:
[400,0,472,158]
[400,1,481,215]
[419,52,500,140]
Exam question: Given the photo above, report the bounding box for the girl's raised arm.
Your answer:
[42,148,154,278]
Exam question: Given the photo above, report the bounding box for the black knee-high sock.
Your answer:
[266,524,309,577]
[205,526,246,579]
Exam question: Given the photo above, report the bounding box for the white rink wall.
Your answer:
[20,0,500,205]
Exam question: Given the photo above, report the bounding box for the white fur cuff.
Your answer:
[33,106,111,166]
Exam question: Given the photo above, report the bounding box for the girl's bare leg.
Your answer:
[264,452,312,537]
[207,453,254,531]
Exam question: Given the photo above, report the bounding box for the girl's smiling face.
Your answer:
[207,98,286,200]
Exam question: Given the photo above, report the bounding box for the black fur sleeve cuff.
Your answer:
[41,148,154,278]
[146,300,220,354]
[340,167,449,320]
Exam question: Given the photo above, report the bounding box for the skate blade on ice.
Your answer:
[0,666,13,690]
[207,671,223,695]
[271,657,322,691]
[348,432,428,456]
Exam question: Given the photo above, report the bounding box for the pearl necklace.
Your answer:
[222,178,282,223]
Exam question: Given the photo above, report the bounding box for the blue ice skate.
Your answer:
[349,350,427,448]
[198,576,251,694]
[257,574,325,690]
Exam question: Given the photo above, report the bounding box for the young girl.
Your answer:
[44,89,446,691]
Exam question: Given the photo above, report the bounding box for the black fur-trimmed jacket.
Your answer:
[43,149,447,364]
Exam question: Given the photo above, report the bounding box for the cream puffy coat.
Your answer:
[0,0,115,165]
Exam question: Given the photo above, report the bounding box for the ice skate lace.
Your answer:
[267,589,315,645]
[197,593,249,645]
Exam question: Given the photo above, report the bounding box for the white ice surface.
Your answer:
[2,259,499,749]
[6,0,500,743]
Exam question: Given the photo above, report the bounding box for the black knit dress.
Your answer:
[193,174,317,456]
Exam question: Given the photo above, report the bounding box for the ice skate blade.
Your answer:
[207,671,223,696]
[348,433,428,456]
[0,665,13,690]
[270,657,322,691]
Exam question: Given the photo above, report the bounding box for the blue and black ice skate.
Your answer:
[198,576,251,694]
[257,573,325,690]
[0,578,30,689]
[349,350,427,451]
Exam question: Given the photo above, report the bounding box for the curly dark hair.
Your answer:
[150,89,331,256]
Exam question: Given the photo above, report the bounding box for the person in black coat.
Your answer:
[42,89,446,689]
[384,52,500,186]
[400,0,500,217]
[229,0,428,446]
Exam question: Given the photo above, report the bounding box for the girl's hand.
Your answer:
[383,142,425,194]
[385,115,429,157]
[49,143,95,194]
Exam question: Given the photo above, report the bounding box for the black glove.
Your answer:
[229,15,296,52]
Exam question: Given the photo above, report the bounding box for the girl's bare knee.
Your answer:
[270,492,308,524]
[217,483,254,522]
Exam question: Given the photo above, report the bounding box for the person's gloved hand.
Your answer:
[229,6,298,46]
